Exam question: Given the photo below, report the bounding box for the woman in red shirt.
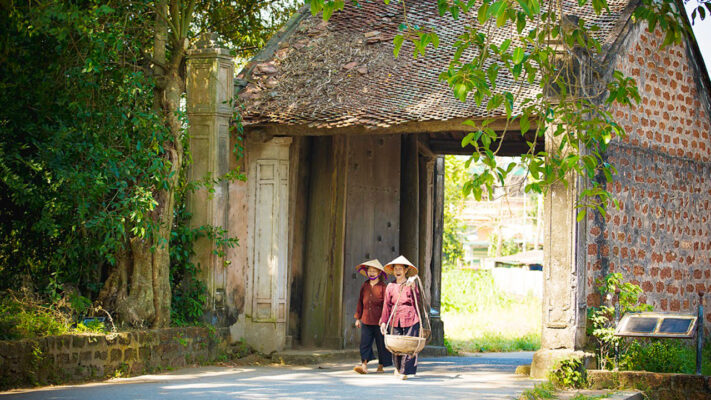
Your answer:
[379,255,421,380]
[353,259,392,374]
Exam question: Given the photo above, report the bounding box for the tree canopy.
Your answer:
[0,0,298,327]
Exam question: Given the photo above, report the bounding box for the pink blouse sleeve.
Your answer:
[379,284,393,325]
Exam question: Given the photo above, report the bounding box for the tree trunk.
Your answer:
[96,0,185,328]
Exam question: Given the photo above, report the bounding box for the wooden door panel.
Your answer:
[342,135,401,347]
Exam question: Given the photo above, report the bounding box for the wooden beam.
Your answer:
[429,138,543,156]
[417,135,436,159]
[244,116,537,137]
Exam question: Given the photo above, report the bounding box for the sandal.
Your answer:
[354,365,367,374]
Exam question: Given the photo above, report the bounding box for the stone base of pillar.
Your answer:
[530,349,595,379]
[429,315,444,347]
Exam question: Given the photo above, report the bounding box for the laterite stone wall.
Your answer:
[588,370,711,400]
[585,24,711,333]
[0,327,230,390]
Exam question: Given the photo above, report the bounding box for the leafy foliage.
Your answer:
[487,233,520,257]
[586,273,652,370]
[0,0,168,299]
[0,292,69,340]
[549,357,588,389]
[443,156,468,268]
[74,319,108,334]
[620,339,711,375]
[1,0,297,326]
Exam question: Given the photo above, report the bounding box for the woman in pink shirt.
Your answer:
[379,255,421,380]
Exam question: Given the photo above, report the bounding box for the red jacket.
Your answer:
[354,280,387,325]
[379,282,421,328]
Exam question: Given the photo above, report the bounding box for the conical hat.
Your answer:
[355,259,385,277]
[384,255,418,277]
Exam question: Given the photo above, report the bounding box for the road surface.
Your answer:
[1,352,539,400]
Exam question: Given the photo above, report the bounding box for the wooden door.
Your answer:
[342,135,401,347]
[242,137,291,353]
[252,159,289,323]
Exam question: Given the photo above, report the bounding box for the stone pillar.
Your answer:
[530,135,590,378]
[185,34,234,324]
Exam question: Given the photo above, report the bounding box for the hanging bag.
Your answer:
[383,276,432,356]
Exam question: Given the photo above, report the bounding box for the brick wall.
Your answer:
[0,327,230,390]
[586,24,711,333]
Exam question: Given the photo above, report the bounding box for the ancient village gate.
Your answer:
[184,39,590,377]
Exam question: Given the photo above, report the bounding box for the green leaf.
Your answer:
[516,0,532,16]
[576,209,586,222]
[496,6,509,26]
[486,1,504,20]
[310,0,321,15]
[478,3,490,23]
[454,83,468,101]
[450,5,460,19]
[438,0,448,15]
[520,114,530,134]
[500,38,512,53]
[487,64,499,89]
[512,47,525,64]
[393,34,405,58]
[323,3,334,20]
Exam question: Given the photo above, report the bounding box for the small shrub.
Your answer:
[586,273,652,370]
[74,319,107,334]
[0,293,69,340]
[620,339,697,374]
[443,337,458,355]
[549,357,588,389]
[519,382,556,400]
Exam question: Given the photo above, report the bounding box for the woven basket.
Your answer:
[384,333,426,356]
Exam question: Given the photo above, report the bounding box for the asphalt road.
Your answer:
[0,352,539,400]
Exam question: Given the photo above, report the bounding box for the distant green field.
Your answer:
[441,269,541,353]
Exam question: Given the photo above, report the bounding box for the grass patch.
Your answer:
[442,269,541,353]
[519,382,556,399]
[0,293,69,340]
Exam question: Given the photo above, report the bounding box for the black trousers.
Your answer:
[360,323,392,366]
[392,322,419,375]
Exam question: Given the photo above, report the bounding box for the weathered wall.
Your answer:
[586,24,711,332]
[0,327,230,390]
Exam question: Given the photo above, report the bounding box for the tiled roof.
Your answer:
[238,0,632,129]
